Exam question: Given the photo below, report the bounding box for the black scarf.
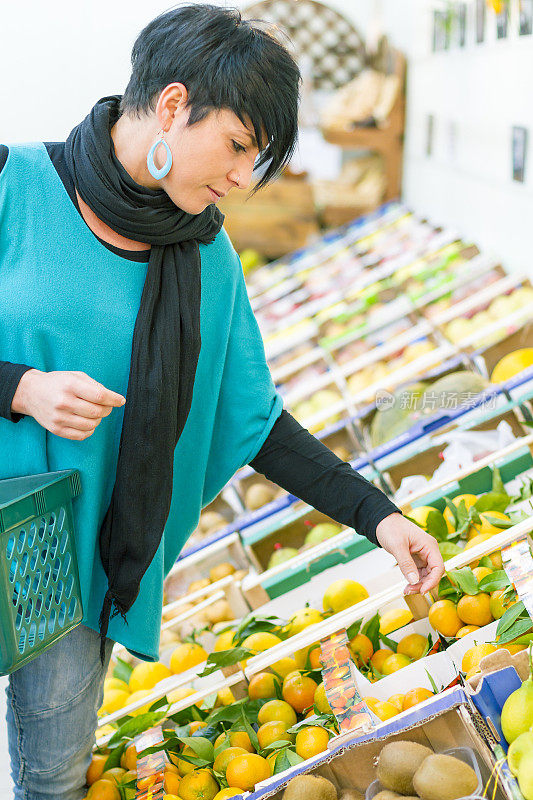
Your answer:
[64,96,224,665]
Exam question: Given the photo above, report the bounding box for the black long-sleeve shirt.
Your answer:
[0,143,400,544]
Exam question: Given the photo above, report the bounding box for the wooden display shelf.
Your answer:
[321,53,406,203]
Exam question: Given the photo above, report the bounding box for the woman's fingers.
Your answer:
[64,396,114,420]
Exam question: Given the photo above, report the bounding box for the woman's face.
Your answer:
[159,107,260,214]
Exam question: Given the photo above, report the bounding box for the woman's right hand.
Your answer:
[11,369,126,440]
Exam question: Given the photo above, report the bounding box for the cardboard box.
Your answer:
[246,689,504,800]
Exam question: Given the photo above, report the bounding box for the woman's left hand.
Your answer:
[375,512,445,595]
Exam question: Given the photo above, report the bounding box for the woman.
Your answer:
[0,5,443,798]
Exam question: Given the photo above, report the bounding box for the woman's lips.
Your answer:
[208,186,223,202]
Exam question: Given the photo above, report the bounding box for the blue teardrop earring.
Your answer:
[147,131,172,180]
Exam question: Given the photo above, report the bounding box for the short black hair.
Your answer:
[121,4,301,190]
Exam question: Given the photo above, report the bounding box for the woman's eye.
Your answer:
[232,140,246,153]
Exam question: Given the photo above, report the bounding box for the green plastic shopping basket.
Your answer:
[0,469,83,675]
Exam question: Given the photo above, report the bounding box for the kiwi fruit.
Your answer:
[339,790,364,800]
[209,562,236,583]
[413,754,478,800]
[198,510,226,534]
[373,792,404,800]
[244,483,277,510]
[205,599,233,624]
[282,774,337,800]
[377,741,434,795]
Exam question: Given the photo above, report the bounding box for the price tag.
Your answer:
[135,726,166,800]
[502,538,533,619]
[320,631,375,737]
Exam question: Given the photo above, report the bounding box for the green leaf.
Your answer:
[213,771,229,789]
[512,476,533,502]
[233,614,285,646]
[113,656,134,684]
[480,513,513,529]
[214,731,231,757]
[478,556,494,570]
[103,740,128,771]
[287,714,335,734]
[272,749,291,774]
[362,612,381,652]
[437,574,461,603]
[204,698,263,727]
[178,736,215,762]
[107,710,168,748]
[169,704,207,726]
[262,739,295,751]
[448,567,479,596]
[509,509,529,525]
[285,749,305,766]
[496,601,527,637]
[474,493,511,513]
[425,510,449,542]
[478,570,511,593]
[496,618,533,645]
[238,706,260,753]
[346,619,362,640]
[379,631,398,652]
[199,647,253,677]
[172,751,212,768]
[443,497,459,527]
[492,467,505,494]
[425,669,439,695]
[149,696,171,713]
[455,500,470,528]
[438,542,462,561]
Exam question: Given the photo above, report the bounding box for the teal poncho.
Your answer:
[0,143,282,660]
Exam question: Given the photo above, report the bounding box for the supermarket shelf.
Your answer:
[243,518,533,679]
[400,431,533,510]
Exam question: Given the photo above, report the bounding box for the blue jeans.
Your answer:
[5,624,115,799]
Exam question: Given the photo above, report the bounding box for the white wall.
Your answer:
[388,0,533,276]
[1,0,532,276]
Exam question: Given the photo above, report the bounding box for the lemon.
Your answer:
[126,689,154,716]
[379,608,413,635]
[313,682,332,714]
[461,643,497,675]
[99,688,130,716]
[104,677,130,693]
[508,731,533,776]
[502,666,533,744]
[284,608,323,637]
[216,686,236,706]
[443,494,478,527]
[477,511,510,536]
[408,506,438,529]
[166,686,198,705]
[129,661,172,693]
[214,629,235,652]
[170,642,208,673]
[322,579,369,614]
[270,657,298,677]
[491,349,533,383]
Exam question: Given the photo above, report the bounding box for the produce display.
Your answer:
[179,206,533,565]
[86,204,533,800]
[502,650,533,799]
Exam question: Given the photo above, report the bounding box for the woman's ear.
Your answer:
[155,83,189,131]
